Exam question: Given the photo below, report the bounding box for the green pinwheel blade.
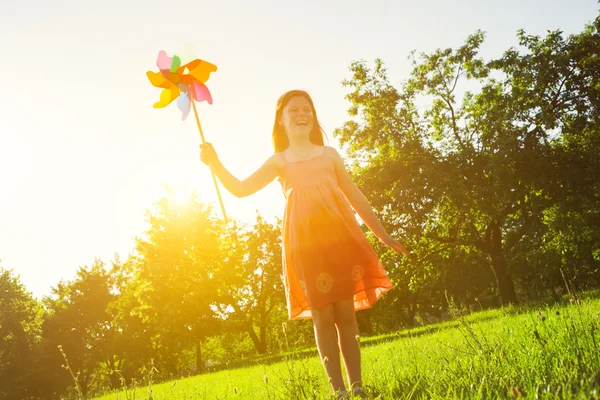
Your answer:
[170,55,181,73]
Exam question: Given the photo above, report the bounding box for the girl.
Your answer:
[200,90,408,399]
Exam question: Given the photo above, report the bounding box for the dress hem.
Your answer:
[288,283,393,320]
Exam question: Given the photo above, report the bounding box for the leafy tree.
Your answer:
[131,189,226,374]
[513,16,600,294]
[40,260,116,397]
[217,215,286,354]
[336,13,600,310]
[0,265,43,400]
[103,256,157,387]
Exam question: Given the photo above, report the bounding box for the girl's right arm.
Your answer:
[200,143,280,198]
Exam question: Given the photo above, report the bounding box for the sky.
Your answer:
[0,0,597,299]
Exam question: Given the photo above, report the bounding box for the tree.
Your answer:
[218,215,286,354]
[470,16,600,296]
[131,189,226,374]
[40,260,116,397]
[336,13,600,308]
[103,256,157,387]
[0,265,43,400]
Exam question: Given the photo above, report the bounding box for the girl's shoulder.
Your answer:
[323,146,339,158]
[323,146,344,163]
[268,152,287,171]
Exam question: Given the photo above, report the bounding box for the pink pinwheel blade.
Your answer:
[191,81,213,104]
[177,92,191,120]
[157,50,173,71]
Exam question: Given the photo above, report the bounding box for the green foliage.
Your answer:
[216,214,287,355]
[40,260,116,397]
[130,190,226,375]
[0,265,43,400]
[335,14,600,313]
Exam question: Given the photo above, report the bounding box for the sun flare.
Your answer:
[142,160,200,209]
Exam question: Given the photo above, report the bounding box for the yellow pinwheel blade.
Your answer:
[153,86,181,108]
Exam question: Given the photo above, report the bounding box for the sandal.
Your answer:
[351,386,368,399]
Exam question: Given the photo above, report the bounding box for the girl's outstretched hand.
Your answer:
[379,234,410,257]
[199,142,218,166]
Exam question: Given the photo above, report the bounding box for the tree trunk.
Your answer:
[488,221,518,305]
[401,292,417,326]
[357,309,373,334]
[259,311,268,353]
[108,358,122,389]
[195,340,203,372]
[246,326,267,354]
[396,291,417,326]
[79,367,89,397]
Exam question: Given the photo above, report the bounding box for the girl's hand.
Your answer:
[199,143,219,166]
[379,234,410,257]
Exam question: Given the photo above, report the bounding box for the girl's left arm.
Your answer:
[325,147,409,256]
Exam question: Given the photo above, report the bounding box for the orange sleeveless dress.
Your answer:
[280,148,394,319]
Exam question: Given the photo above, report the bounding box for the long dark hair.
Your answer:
[271,90,326,153]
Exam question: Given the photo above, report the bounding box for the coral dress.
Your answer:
[280,147,393,319]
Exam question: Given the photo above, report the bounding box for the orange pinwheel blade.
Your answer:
[180,59,217,83]
[146,70,171,89]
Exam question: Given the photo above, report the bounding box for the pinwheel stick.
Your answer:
[191,100,228,222]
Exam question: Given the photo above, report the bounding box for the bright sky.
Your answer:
[0,0,597,299]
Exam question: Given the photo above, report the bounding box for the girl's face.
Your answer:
[279,96,314,139]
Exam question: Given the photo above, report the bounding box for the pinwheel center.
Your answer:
[169,73,181,84]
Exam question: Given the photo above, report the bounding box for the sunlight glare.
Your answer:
[143,160,200,210]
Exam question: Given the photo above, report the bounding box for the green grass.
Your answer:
[94,292,600,399]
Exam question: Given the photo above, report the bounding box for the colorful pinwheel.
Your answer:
[146,49,227,220]
[146,50,217,120]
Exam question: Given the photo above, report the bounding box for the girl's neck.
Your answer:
[288,135,313,150]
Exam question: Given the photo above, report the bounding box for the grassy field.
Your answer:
[93,292,600,400]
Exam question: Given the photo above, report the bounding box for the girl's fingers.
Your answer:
[199,143,218,167]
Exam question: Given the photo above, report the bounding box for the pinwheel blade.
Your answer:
[170,55,182,73]
[191,81,213,104]
[177,91,191,120]
[176,43,196,65]
[157,50,172,71]
[182,59,217,83]
[146,70,170,88]
[153,86,180,108]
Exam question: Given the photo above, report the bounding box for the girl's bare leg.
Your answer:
[312,303,346,393]
[333,299,362,389]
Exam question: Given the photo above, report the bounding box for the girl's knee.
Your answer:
[335,312,357,328]
[313,304,336,328]
[333,300,357,328]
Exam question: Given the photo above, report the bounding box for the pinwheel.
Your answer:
[146,49,227,220]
